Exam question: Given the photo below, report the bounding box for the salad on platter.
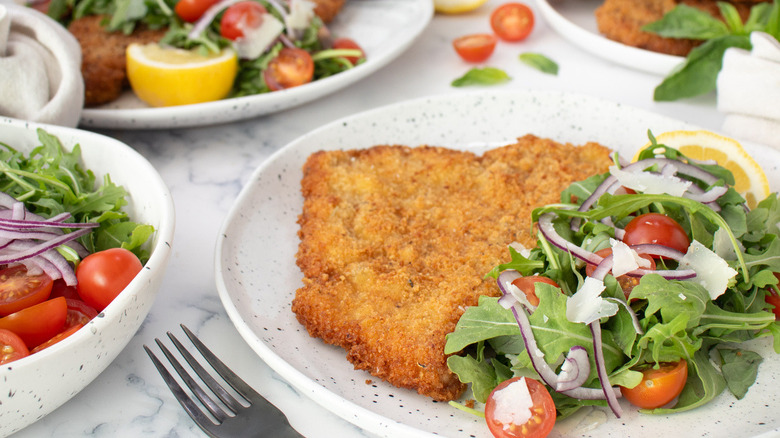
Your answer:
[445,130,780,437]
[0,128,153,364]
[40,0,365,107]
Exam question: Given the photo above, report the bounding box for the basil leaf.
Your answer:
[717,1,745,34]
[642,4,729,40]
[653,34,751,101]
[744,2,772,32]
[518,53,559,75]
[767,0,780,38]
[451,67,511,87]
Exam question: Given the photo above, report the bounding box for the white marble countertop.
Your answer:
[8,1,741,437]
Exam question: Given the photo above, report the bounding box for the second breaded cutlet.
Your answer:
[595,0,766,56]
[292,135,613,401]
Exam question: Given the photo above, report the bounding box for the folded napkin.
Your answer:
[717,32,780,149]
[0,2,84,127]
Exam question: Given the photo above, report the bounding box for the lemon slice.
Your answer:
[126,43,238,107]
[633,130,769,209]
[434,0,489,14]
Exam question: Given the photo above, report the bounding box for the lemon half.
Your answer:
[126,43,238,107]
[434,0,489,14]
[634,130,769,208]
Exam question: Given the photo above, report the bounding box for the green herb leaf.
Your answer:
[717,1,745,35]
[653,34,751,101]
[642,4,730,39]
[518,53,559,75]
[718,347,762,399]
[451,67,511,87]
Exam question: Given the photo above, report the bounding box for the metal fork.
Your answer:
[144,324,303,438]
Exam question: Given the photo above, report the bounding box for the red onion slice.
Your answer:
[590,322,623,417]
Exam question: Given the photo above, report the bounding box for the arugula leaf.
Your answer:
[650,348,726,413]
[451,67,511,87]
[518,53,559,75]
[717,347,762,399]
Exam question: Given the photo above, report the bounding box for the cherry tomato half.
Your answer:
[490,3,535,42]
[332,37,365,65]
[31,323,84,354]
[0,328,29,364]
[0,297,67,349]
[263,47,315,91]
[0,265,53,317]
[766,273,780,319]
[452,33,498,63]
[65,299,98,329]
[76,248,143,312]
[49,278,81,301]
[175,0,220,22]
[220,1,267,40]
[485,376,556,438]
[621,360,688,409]
[623,213,690,254]
[585,248,656,298]
[511,276,559,307]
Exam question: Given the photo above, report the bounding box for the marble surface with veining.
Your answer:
[7,1,750,437]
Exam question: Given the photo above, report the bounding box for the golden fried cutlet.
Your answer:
[292,135,612,401]
[68,15,166,106]
[595,0,766,56]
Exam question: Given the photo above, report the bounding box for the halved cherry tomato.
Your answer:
[65,299,98,328]
[766,273,780,319]
[490,3,535,42]
[76,248,143,312]
[263,47,315,91]
[332,37,365,65]
[0,328,29,364]
[0,265,53,317]
[623,213,690,254]
[511,276,559,307]
[621,360,688,409]
[49,279,81,301]
[585,248,656,297]
[31,323,84,354]
[452,33,498,63]
[0,297,67,349]
[175,0,220,22]
[220,1,267,40]
[485,376,556,438]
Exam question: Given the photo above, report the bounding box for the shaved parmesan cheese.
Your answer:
[679,240,738,300]
[492,377,533,429]
[566,277,618,324]
[233,13,284,59]
[609,165,691,196]
[509,241,532,258]
[713,227,743,261]
[507,283,538,312]
[286,0,316,31]
[610,238,650,277]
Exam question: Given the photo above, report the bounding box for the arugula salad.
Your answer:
[445,132,780,436]
[0,128,153,364]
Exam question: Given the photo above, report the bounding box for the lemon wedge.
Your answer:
[434,0,489,14]
[126,43,238,107]
[633,130,769,209]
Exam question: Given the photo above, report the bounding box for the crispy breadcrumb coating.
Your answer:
[292,135,613,401]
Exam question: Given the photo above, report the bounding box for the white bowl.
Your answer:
[0,117,175,437]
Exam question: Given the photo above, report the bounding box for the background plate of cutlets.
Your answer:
[77,0,432,129]
[215,89,780,438]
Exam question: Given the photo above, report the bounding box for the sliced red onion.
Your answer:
[590,322,623,418]
[188,0,243,39]
[683,185,728,203]
[555,346,590,391]
[0,228,93,264]
[497,270,537,312]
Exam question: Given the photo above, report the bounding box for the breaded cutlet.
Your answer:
[595,0,766,56]
[292,135,613,401]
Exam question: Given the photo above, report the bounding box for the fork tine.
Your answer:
[143,345,220,437]
[153,337,230,423]
[180,324,263,402]
[167,330,245,413]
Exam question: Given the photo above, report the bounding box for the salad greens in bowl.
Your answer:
[446,131,780,436]
[0,117,174,437]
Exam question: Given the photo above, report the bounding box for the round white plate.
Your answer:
[78,0,432,130]
[214,90,780,438]
[535,0,684,75]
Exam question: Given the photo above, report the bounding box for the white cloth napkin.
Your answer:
[0,2,84,127]
[717,32,780,149]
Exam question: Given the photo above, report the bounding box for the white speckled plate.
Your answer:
[534,0,684,75]
[78,0,432,130]
[214,90,780,438]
